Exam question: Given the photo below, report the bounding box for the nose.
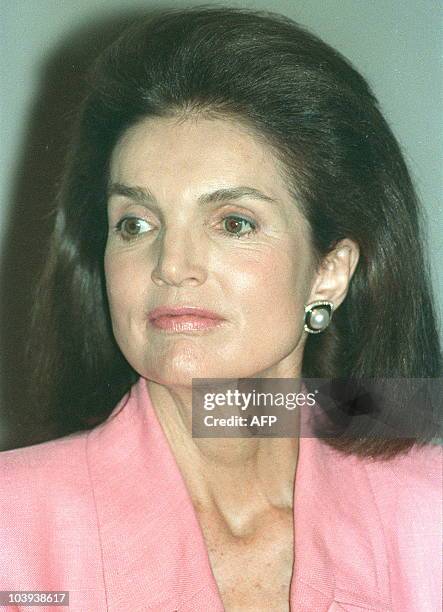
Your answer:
[151,226,208,287]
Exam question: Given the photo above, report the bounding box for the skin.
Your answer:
[104,116,359,608]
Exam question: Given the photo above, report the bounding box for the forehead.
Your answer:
[109,115,293,203]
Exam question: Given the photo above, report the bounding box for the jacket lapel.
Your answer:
[291,421,392,610]
[86,377,224,611]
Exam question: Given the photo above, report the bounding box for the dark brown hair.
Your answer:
[27,7,441,458]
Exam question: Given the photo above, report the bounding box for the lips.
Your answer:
[148,306,225,332]
[148,306,223,320]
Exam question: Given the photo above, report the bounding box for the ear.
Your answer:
[307,239,360,309]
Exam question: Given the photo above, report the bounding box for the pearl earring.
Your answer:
[304,301,334,334]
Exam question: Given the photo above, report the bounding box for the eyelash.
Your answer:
[113,214,258,241]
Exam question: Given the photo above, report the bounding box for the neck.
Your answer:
[146,378,300,536]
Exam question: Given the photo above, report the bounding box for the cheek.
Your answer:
[223,245,309,321]
[104,251,142,323]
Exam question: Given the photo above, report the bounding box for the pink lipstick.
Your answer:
[148,306,225,332]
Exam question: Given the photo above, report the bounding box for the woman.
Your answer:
[1,7,441,611]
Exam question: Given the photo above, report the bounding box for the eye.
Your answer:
[221,215,257,238]
[114,216,154,240]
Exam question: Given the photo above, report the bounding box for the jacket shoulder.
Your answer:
[362,443,442,610]
[362,442,442,502]
[0,430,91,498]
[0,430,108,599]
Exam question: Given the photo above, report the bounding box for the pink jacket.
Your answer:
[1,376,441,611]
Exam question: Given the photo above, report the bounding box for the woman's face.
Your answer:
[104,116,316,387]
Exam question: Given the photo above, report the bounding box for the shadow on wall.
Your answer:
[0,9,153,451]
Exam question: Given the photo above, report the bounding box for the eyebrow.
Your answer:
[107,182,278,207]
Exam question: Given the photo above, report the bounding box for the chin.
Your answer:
[141,355,218,388]
[143,361,261,389]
